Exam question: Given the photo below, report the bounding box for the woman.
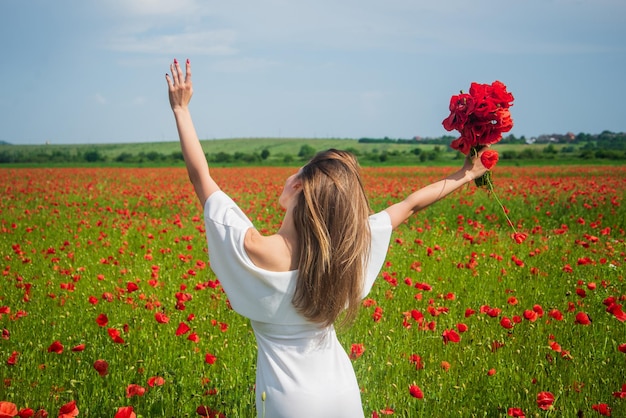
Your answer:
[166,59,489,417]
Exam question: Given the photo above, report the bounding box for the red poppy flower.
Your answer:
[549,341,562,353]
[409,384,423,399]
[480,149,499,170]
[574,312,591,325]
[362,298,376,307]
[523,310,538,322]
[507,407,525,417]
[372,306,383,322]
[484,306,501,317]
[606,303,626,322]
[592,403,611,416]
[442,329,460,344]
[58,401,78,418]
[17,407,34,418]
[205,353,217,365]
[618,343,626,353]
[442,92,475,132]
[196,406,225,418]
[500,317,514,329]
[613,384,626,398]
[93,359,109,376]
[147,376,165,387]
[95,313,108,327]
[126,384,146,398]
[155,312,170,324]
[548,309,564,321]
[114,406,136,418]
[6,351,19,366]
[107,328,125,344]
[536,391,554,410]
[349,343,365,360]
[512,233,528,244]
[0,402,18,417]
[47,340,63,354]
[408,354,424,370]
[187,332,200,343]
[71,344,85,352]
[411,309,424,323]
[175,322,191,336]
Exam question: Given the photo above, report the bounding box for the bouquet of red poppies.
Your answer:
[441,81,526,244]
[442,80,514,187]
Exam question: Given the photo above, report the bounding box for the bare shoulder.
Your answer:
[244,229,297,272]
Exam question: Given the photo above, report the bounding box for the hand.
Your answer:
[462,147,490,181]
[166,59,193,111]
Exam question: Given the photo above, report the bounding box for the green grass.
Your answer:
[0,165,624,417]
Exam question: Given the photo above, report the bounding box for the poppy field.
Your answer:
[1,165,625,417]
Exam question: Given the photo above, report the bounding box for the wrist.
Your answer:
[455,167,475,183]
[172,106,190,115]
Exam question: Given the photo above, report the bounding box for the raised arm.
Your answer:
[384,150,489,229]
[166,59,219,206]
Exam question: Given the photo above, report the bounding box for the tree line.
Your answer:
[1,131,625,165]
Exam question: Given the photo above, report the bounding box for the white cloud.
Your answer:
[107,30,238,56]
[132,96,147,106]
[94,94,107,105]
[105,0,210,18]
[209,57,279,73]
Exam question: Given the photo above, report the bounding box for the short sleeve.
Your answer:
[362,210,393,297]
[203,191,302,323]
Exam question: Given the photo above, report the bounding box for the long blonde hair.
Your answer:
[291,149,371,328]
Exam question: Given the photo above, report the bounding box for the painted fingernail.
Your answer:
[174,58,178,64]
[186,58,190,64]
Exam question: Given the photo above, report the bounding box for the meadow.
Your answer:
[0,164,625,417]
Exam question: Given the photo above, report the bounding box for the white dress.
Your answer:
[203,191,392,418]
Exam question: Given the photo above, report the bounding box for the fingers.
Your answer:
[171,59,181,85]
[185,58,192,84]
[166,58,191,87]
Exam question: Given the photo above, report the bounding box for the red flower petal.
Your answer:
[95,313,108,327]
[175,322,191,336]
[93,359,109,376]
[409,384,424,399]
[114,406,136,418]
[47,340,64,354]
[536,391,554,410]
[480,149,499,170]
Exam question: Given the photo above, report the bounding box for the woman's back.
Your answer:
[244,229,299,272]
[203,190,393,417]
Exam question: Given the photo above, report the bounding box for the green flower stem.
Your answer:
[481,172,519,234]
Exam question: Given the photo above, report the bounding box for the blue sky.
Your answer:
[1,0,625,145]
